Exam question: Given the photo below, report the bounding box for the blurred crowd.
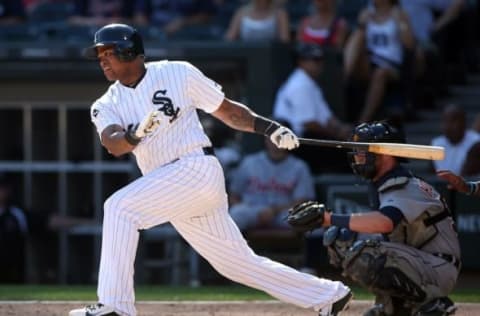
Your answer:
[1,0,480,283]
[1,0,478,129]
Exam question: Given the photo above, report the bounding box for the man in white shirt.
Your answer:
[274,43,351,173]
[431,104,480,176]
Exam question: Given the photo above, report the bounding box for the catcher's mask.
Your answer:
[349,122,407,180]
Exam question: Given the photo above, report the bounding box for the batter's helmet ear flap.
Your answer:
[83,23,145,61]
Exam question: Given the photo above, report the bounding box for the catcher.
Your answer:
[288,122,460,316]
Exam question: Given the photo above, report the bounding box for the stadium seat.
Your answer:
[167,24,223,41]
[285,0,311,30]
[0,24,39,42]
[28,2,74,23]
[337,0,369,29]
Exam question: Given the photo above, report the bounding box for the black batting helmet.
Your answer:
[349,121,407,179]
[83,24,144,61]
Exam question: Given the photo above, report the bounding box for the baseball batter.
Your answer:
[288,122,461,316]
[69,24,352,316]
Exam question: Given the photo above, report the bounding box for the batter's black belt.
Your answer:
[170,147,215,164]
[433,253,461,270]
[202,146,215,156]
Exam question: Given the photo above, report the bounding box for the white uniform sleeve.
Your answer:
[186,62,225,113]
[90,100,121,137]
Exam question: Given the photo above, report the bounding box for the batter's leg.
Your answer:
[97,194,141,316]
[171,207,350,312]
[93,157,229,316]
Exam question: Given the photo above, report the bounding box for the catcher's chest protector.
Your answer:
[378,176,460,259]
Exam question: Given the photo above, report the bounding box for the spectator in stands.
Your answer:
[224,0,290,43]
[431,104,480,176]
[69,0,132,26]
[0,0,25,24]
[22,0,53,16]
[343,0,415,123]
[399,0,464,46]
[437,170,480,197]
[399,0,467,107]
[274,42,352,173]
[229,129,315,231]
[0,174,28,283]
[472,112,480,134]
[133,0,218,37]
[296,0,349,49]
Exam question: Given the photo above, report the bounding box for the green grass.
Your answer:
[0,286,478,303]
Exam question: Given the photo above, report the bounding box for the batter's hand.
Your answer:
[135,110,162,138]
[270,126,299,150]
[125,110,162,145]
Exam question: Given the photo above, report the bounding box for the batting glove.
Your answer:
[125,110,162,145]
[270,126,299,150]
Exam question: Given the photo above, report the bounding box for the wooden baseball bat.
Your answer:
[298,138,445,161]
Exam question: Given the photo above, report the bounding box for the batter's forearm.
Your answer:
[212,98,291,142]
[212,98,258,133]
[225,101,256,132]
[101,125,136,157]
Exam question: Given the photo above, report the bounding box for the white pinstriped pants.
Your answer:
[97,154,349,316]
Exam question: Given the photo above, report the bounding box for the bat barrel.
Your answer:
[298,138,445,161]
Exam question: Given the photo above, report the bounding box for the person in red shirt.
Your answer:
[296,0,348,49]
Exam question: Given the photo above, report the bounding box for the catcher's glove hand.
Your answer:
[287,201,328,233]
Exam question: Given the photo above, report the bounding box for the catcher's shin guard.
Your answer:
[342,240,427,303]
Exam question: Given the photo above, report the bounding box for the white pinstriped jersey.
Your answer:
[90,60,225,174]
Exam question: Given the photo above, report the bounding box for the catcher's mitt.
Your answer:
[287,201,328,233]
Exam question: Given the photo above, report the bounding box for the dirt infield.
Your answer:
[0,301,479,316]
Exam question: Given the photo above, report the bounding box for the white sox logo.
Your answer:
[152,89,179,123]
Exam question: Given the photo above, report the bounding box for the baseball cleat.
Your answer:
[414,297,457,316]
[319,290,353,316]
[69,303,119,316]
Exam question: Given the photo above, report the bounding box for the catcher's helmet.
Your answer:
[83,24,144,61]
[349,122,407,179]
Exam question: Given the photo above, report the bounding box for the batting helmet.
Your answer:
[349,122,407,179]
[83,24,144,61]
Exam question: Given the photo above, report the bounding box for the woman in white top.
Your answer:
[344,0,414,123]
[224,0,290,43]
